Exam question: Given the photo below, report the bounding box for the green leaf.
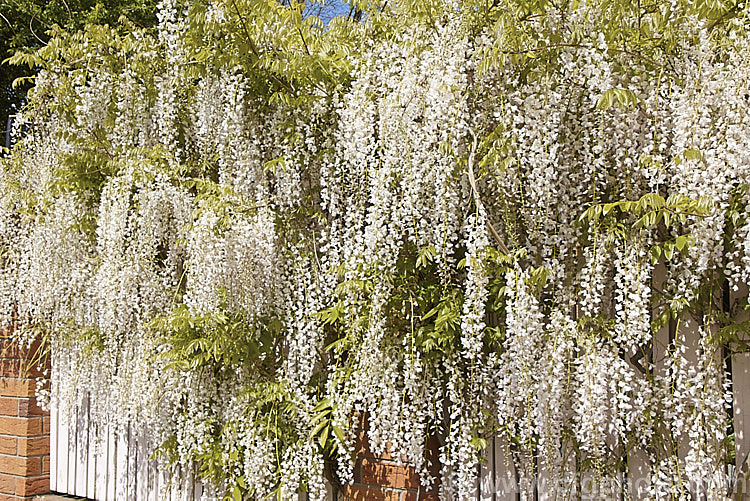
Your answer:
[332,425,345,445]
[318,424,330,448]
[649,245,662,264]
[470,435,488,450]
[312,397,331,413]
[663,241,674,261]
[683,148,704,163]
[597,88,640,111]
[675,235,688,252]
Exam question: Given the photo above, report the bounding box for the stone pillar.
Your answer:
[0,331,50,500]
[344,413,439,501]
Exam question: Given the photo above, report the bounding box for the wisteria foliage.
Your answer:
[3,0,750,499]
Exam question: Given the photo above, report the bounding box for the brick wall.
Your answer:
[0,331,50,501]
[344,414,440,501]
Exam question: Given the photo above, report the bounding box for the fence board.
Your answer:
[478,436,493,501]
[56,399,70,494]
[86,398,96,499]
[127,424,138,499]
[494,435,517,501]
[75,392,89,497]
[147,457,159,501]
[628,446,650,500]
[192,464,203,500]
[67,401,77,492]
[105,423,116,500]
[49,404,58,492]
[93,421,107,500]
[115,426,129,501]
[159,463,170,501]
[170,465,180,501]
[137,432,149,500]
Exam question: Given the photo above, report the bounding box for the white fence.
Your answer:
[50,286,750,500]
[50,394,203,501]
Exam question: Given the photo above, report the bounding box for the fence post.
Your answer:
[344,413,440,501]
[0,330,50,500]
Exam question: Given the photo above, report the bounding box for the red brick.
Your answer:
[0,334,50,498]
[19,340,44,358]
[0,337,47,380]
[360,459,420,491]
[0,417,41,437]
[0,361,20,380]
[17,355,47,381]
[344,484,401,501]
[402,492,439,501]
[0,342,19,360]
[16,437,48,456]
[0,474,14,495]
[401,492,440,501]
[0,437,16,456]
[352,412,442,497]
[0,455,40,476]
[18,365,44,380]
[17,399,44,418]
[0,399,16,418]
[15,475,48,497]
[0,380,33,399]
[355,433,399,461]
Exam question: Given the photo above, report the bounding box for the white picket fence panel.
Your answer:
[50,282,750,500]
[49,394,331,500]
[50,393,203,501]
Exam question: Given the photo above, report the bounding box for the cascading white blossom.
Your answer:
[533,312,576,494]
[613,242,653,352]
[460,211,490,363]
[655,324,731,500]
[496,269,544,442]
[184,207,279,320]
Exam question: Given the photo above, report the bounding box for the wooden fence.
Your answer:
[49,284,750,500]
[50,393,204,501]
